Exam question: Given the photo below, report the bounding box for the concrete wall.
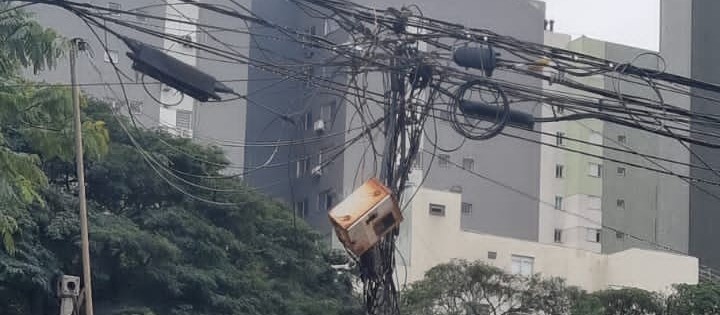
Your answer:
[688,0,720,272]
[347,0,546,242]
[403,188,698,293]
[660,0,720,270]
[242,0,548,242]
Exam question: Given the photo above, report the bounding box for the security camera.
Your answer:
[58,275,81,297]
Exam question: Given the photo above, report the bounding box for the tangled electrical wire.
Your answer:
[16,0,720,314]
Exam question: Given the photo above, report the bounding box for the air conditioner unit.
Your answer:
[311,165,323,178]
[328,178,403,256]
[313,119,326,133]
[178,128,193,139]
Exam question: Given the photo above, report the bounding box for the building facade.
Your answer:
[28,0,252,170]
[399,187,698,292]
[539,33,691,256]
[660,0,720,273]
[243,0,547,243]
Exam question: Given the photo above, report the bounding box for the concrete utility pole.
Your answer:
[69,37,94,315]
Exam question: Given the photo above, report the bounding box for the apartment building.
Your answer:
[539,33,691,255]
[660,0,720,273]
[27,0,252,169]
[398,187,698,292]
[244,0,547,242]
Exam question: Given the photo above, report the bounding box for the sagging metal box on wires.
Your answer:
[328,178,403,256]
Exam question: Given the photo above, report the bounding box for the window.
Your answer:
[103,50,119,64]
[429,204,446,216]
[586,228,601,243]
[295,199,308,218]
[176,110,192,130]
[554,196,563,210]
[617,135,627,144]
[303,66,314,87]
[511,255,534,276]
[556,132,566,146]
[588,162,602,178]
[438,154,450,168]
[134,9,147,21]
[588,195,601,210]
[617,199,626,211]
[317,150,324,167]
[461,202,473,215]
[617,167,626,177]
[554,229,563,243]
[108,2,121,15]
[555,164,564,179]
[318,191,333,212]
[556,106,565,114]
[487,251,497,260]
[589,132,603,145]
[303,111,312,131]
[462,158,475,171]
[616,231,625,239]
[321,102,335,122]
[296,157,309,178]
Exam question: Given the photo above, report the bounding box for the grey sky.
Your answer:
[542,0,660,51]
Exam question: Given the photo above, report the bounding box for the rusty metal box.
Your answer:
[328,178,403,256]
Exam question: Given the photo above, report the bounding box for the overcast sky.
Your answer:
[542,0,660,51]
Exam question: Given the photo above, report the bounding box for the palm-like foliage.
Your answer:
[0,4,108,254]
[0,3,65,76]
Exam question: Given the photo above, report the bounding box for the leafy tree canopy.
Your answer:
[0,6,358,314]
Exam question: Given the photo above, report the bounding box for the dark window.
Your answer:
[462,158,475,171]
[304,111,312,130]
[555,164,564,179]
[438,154,450,168]
[586,228,601,243]
[617,199,626,210]
[318,190,333,212]
[429,204,445,216]
[296,157,309,178]
[556,132,566,146]
[295,199,308,218]
[487,251,497,260]
[554,196,563,210]
[554,229,562,243]
[617,135,627,144]
[461,202,472,215]
[617,167,626,177]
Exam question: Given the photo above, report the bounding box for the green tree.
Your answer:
[0,99,359,315]
[0,4,109,255]
[401,259,579,315]
[572,288,664,315]
[666,282,720,315]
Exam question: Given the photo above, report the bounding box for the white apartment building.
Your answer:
[397,187,698,293]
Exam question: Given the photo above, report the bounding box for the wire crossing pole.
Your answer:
[70,37,94,315]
